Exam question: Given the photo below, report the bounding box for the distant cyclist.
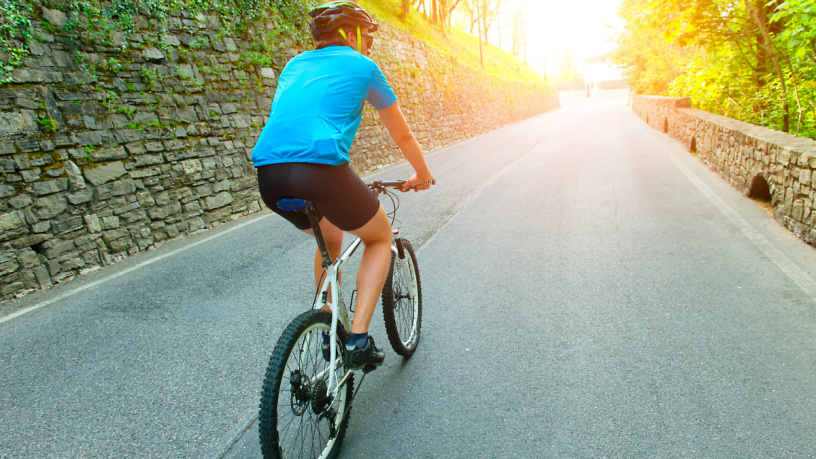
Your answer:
[251,1,433,370]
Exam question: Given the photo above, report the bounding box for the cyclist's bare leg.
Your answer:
[346,205,392,334]
[303,217,344,311]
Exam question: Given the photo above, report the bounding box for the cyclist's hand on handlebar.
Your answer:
[403,174,434,192]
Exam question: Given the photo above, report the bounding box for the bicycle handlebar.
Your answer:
[367,178,436,193]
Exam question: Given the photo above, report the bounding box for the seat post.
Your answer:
[304,207,333,268]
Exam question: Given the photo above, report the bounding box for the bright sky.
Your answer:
[474,0,625,76]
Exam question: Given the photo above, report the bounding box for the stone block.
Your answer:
[133,154,165,167]
[177,106,198,123]
[147,201,182,220]
[67,189,93,205]
[113,129,144,144]
[134,111,159,125]
[110,178,136,197]
[21,169,41,182]
[77,131,103,146]
[801,169,812,186]
[91,147,128,162]
[107,238,133,253]
[205,191,233,210]
[41,7,68,26]
[155,192,171,206]
[33,194,67,219]
[1,282,25,297]
[0,111,38,136]
[8,194,32,209]
[33,265,51,289]
[233,114,251,128]
[164,35,181,46]
[85,214,102,233]
[112,202,140,215]
[44,239,75,259]
[84,161,127,186]
[163,140,185,150]
[146,141,165,152]
[65,161,86,190]
[53,51,72,67]
[195,183,213,197]
[213,179,231,193]
[102,228,129,243]
[47,258,60,276]
[183,201,202,214]
[144,47,166,61]
[182,159,203,174]
[17,249,39,269]
[0,140,15,155]
[52,215,83,234]
[0,210,25,233]
[125,142,147,156]
[33,178,68,196]
[101,216,120,229]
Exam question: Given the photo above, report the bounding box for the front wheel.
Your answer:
[382,239,422,356]
[259,310,354,459]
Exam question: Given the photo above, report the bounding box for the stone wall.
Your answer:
[0,3,558,301]
[632,94,816,246]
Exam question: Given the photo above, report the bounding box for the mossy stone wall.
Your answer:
[0,2,558,301]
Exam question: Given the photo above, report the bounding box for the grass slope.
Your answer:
[358,0,545,84]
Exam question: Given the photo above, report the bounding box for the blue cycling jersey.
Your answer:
[251,46,398,167]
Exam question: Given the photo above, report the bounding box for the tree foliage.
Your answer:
[613,0,816,139]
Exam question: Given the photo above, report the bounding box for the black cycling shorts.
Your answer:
[257,162,380,232]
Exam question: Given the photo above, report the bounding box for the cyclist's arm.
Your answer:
[377,102,433,191]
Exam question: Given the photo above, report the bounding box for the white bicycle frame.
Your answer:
[308,231,417,398]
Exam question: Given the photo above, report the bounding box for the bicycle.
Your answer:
[259,179,430,459]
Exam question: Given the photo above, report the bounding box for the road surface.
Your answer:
[2,98,816,458]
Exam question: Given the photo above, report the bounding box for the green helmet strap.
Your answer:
[336,27,362,53]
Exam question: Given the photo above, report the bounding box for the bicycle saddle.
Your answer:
[276,198,314,211]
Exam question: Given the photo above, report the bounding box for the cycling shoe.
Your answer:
[345,336,385,371]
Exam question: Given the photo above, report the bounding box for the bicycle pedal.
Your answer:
[362,364,378,374]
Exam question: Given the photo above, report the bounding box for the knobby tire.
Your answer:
[259,310,354,459]
[381,239,422,356]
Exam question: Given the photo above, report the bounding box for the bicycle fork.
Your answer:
[393,232,418,300]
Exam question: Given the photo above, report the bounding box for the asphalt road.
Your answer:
[3,98,816,458]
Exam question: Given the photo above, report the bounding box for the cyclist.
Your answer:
[251,1,433,371]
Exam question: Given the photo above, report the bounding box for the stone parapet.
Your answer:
[632,94,816,246]
[0,5,558,300]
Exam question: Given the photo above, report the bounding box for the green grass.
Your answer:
[358,0,545,84]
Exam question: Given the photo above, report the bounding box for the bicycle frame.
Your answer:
[297,179,427,397]
[303,210,407,397]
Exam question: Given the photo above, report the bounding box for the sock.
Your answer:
[347,332,368,350]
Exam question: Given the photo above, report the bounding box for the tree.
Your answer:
[510,8,527,60]
[555,51,583,83]
[476,0,504,45]
[612,0,816,137]
[400,0,411,20]
[458,0,481,34]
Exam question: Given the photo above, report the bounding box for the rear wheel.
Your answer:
[259,310,353,459]
[381,239,422,356]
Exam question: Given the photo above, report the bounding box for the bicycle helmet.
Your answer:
[309,1,379,41]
